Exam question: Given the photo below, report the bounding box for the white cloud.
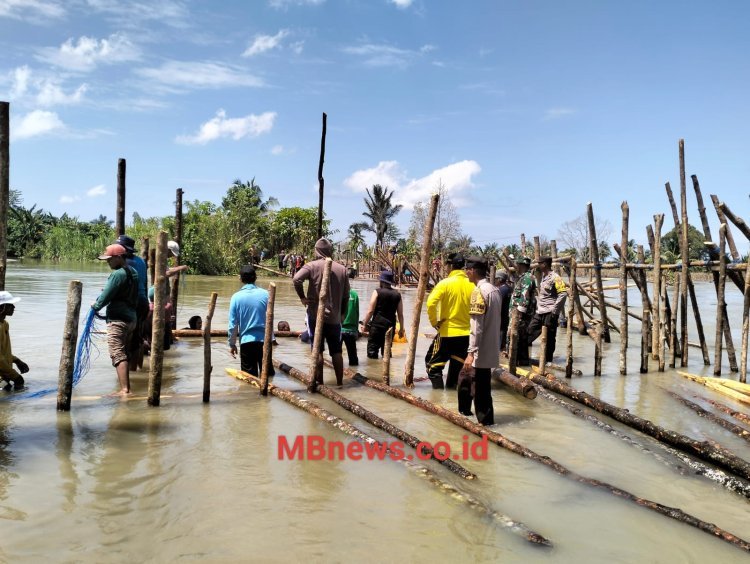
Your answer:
[59,195,80,204]
[543,107,576,120]
[344,160,481,209]
[9,66,31,98]
[12,109,65,139]
[135,61,264,91]
[389,0,413,7]
[0,0,65,21]
[343,42,428,68]
[6,66,88,107]
[85,0,189,26]
[242,29,289,57]
[176,109,277,145]
[271,144,284,155]
[87,184,106,196]
[289,40,305,55]
[39,33,140,72]
[36,81,87,106]
[269,0,324,8]
[420,44,436,53]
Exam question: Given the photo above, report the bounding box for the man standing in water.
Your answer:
[228,264,273,377]
[509,256,535,366]
[362,270,404,359]
[293,238,350,386]
[0,291,28,391]
[527,256,567,363]
[458,257,501,425]
[93,243,139,396]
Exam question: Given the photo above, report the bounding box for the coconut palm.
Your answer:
[347,221,369,255]
[362,184,402,249]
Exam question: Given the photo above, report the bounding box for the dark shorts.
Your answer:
[307,318,343,355]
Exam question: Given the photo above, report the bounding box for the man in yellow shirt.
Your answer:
[424,253,474,389]
[0,291,28,391]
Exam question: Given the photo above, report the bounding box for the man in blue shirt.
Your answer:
[228,265,274,377]
[116,235,149,371]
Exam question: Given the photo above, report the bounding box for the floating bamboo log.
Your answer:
[664,390,750,445]
[317,112,326,239]
[260,283,276,396]
[678,371,750,406]
[696,395,750,426]
[308,257,332,392]
[335,363,750,553]
[115,158,125,237]
[202,292,218,403]
[254,263,292,278]
[619,201,628,375]
[404,192,439,387]
[148,232,168,407]
[276,359,476,479]
[56,280,82,411]
[493,368,537,399]
[382,327,393,386]
[522,371,750,481]
[714,225,727,376]
[587,202,610,343]
[227,367,550,546]
[651,214,663,360]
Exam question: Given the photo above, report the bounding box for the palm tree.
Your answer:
[362,184,402,249]
[223,178,278,213]
[347,221,369,255]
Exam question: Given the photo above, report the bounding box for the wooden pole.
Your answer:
[533,235,541,286]
[254,263,292,278]
[717,200,750,241]
[669,276,680,368]
[567,257,587,336]
[594,326,602,376]
[664,181,680,227]
[149,248,156,286]
[742,252,750,384]
[714,225,727,376]
[678,140,689,367]
[404,193,439,387]
[170,188,183,330]
[587,202,610,342]
[56,280,82,411]
[538,325,548,374]
[651,214,663,360]
[260,283,276,396]
[202,291,218,403]
[711,195,741,260]
[665,390,750,445]
[141,236,149,267]
[493,368,537,398]
[520,233,526,256]
[640,310,650,374]
[508,308,519,374]
[382,327,394,386]
[115,158,126,237]
[658,273,667,372]
[308,258,332,392]
[696,394,750,426]
[148,232,168,407]
[619,201,628,375]
[0,101,8,291]
[565,279,574,378]
[317,112,327,239]
[687,274,711,366]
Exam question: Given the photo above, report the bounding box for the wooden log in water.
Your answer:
[695,394,750,426]
[521,370,750,482]
[658,273,667,372]
[309,257,332,392]
[640,310,650,374]
[174,328,303,338]
[260,283,276,396]
[508,308,519,374]
[669,276,681,368]
[334,363,750,553]
[664,389,750,445]
[275,359,476,479]
[56,280,82,411]
[527,357,582,376]
[493,368,537,399]
[227,367,551,546]
[404,192,439,387]
[148,232,168,407]
[538,325,548,374]
[202,292,218,403]
[678,371,750,406]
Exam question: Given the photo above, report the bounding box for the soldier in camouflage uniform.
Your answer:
[509,256,535,365]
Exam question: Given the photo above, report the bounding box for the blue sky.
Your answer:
[1,0,749,252]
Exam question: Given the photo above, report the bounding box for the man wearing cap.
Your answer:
[0,291,28,391]
[494,271,512,353]
[115,235,149,370]
[424,252,474,389]
[509,257,536,366]
[362,270,405,359]
[228,264,273,376]
[459,257,501,424]
[93,243,139,395]
[293,238,350,386]
[527,256,568,363]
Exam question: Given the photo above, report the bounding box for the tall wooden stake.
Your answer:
[202,291,218,403]
[619,202,629,375]
[678,139,689,366]
[640,310,650,374]
[508,308,519,375]
[141,236,149,266]
[658,273,667,372]
[587,202,610,342]
[669,276,680,369]
[404,193,439,387]
[56,280,82,411]
[317,112,327,239]
[538,325,548,374]
[594,327,602,376]
[115,158,126,237]
[714,224,727,376]
[0,102,9,291]
[382,327,394,385]
[742,252,750,384]
[711,195,740,261]
[565,277,574,378]
[568,257,587,335]
[169,188,183,329]
[260,283,276,396]
[651,214,663,359]
[148,232,168,407]
[308,258,332,393]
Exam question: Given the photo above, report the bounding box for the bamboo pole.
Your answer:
[382,327,394,386]
[141,236,149,266]
[717,200,750,242]
[520,233,526,256]
[260,284,276,397]
[149,248,156,286]
[115,158,126,237]
[538,326,548,374]
[687,274,711,366]
[594,326,602,376]
[575,283,619,333]
[277,360,476,479]
[202,291,218,403]
[404,192,439,387]
[0,102,8,291]
[619,202,628,374]
[567,257,587,336]
[174,328,303,338]
[337,364,750,552]
[665,181,680,227]
[651,214,663,360]
[587,203,609,342]
[148,232,168,407]
[508,308,519,374]
[658,273,667,372]
[669,276,680,368]
[317,112,326,239]
[679,140,689,367]
[308,258,332,393]
[640,311,650,374]
[565,284,574,378]
[254,263,292,278]
[743,252,750,384]
[229,367,550,546]
[714,225,727,376]
[711,195,741,260]
[665,390,750,444]
[492,368,537,399]
[533,235,541,286]
[56,280,82,411]
[169,188,183,330]
[528,358,582,376]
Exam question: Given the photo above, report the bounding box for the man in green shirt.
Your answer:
[92,243,139,396]
[340,269,360,366]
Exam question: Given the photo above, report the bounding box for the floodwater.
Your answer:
[0,261,748,563]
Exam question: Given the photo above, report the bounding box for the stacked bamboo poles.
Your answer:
[260,283,276,396]
[202,292,218,403]
[404,192,439,387]
[308,258,332,393]
[619,202,629,375]
[56,280,82,411]
[148,232,168,407]
[587,202,610,343]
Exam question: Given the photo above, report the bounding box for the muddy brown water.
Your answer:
[0,261,748,562]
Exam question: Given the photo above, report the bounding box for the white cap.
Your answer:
[168,240,180,257]
[0,291,21,305]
